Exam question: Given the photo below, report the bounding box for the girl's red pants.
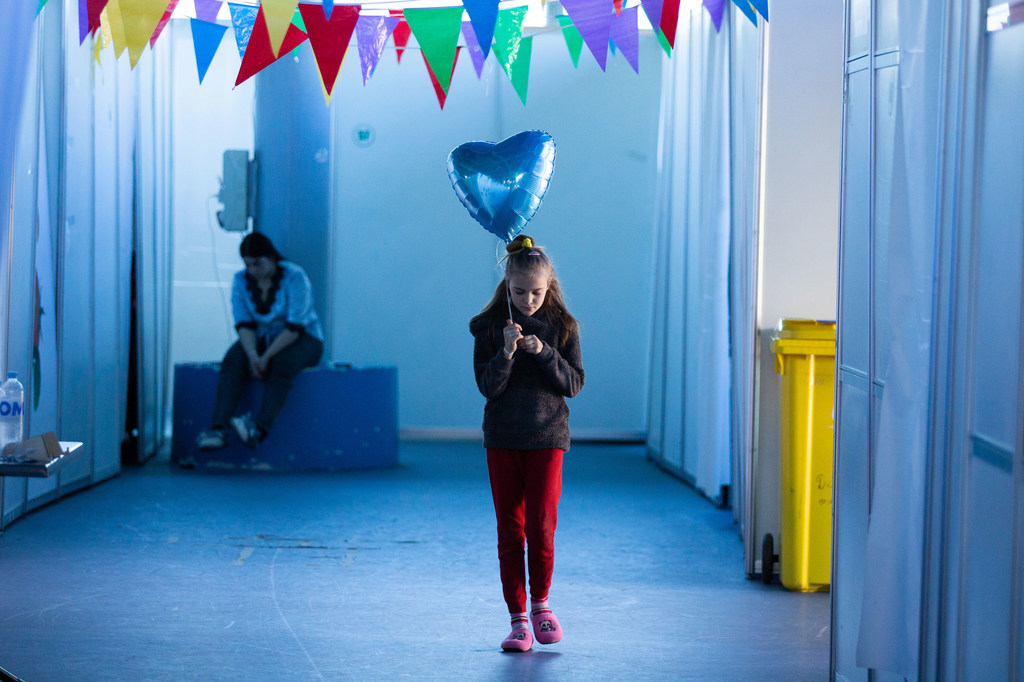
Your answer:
[486,448,564,614]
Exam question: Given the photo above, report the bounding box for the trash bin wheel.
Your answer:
[762,533,775,585]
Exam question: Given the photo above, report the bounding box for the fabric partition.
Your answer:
[0,2,37,361]
[647,8,732,501]
[855,2,943,677]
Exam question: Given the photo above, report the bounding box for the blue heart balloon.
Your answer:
[447,130,556,243]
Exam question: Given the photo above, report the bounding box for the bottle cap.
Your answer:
[6,372,15,379]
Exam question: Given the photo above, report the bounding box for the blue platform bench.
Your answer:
[171,363,398,470]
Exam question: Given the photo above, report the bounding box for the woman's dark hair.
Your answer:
[473,234,579,346]
[239,232,284,263]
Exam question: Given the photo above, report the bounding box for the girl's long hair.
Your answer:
[472,234,579,346]
[240,231,284,263]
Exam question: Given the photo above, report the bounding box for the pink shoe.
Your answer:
[531,609,562,644]
[501,626,533,652]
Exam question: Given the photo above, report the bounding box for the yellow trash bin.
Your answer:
[768,318,835,592]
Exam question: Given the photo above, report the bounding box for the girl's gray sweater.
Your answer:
[470,307,584,451]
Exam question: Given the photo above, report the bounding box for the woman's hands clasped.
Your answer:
[503,320,543,358]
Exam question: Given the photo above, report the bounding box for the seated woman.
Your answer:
[196,232,324,450]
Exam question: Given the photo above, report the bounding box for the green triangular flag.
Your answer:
[656,27,672,56]
[557,16,583,68]
[36,0,48,15]
[291,7,305,59]
[404,7,463,95]
[493,6,528,79]
[508,36,532,105]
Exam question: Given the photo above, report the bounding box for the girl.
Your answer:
[195,232,323,450]
[469,234,585,652]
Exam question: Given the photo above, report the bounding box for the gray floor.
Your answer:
[0,442,829,681]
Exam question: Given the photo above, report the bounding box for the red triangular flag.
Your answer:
[423,47,460,110]
[613,0,624,15]
[660,0,681,50]
[87,0,110,37]
[235,5,308,87]
[389,9,411,63]
[298,3,360,96]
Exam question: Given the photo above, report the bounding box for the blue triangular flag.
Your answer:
[748,0,768,21]
[731,0,757,26]
[462,0,499,60]
[323,0,334,18]
[190,18,228,83]
[228,3,259,59]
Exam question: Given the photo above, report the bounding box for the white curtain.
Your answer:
[856,2,943,677]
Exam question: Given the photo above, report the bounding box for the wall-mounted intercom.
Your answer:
[217,150,258,232]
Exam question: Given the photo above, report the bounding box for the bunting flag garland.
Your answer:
[461,0,499,60]
[404,7,463,95]
[191,18,228,83]
[228,3,259,58]
[298,3,360,97]
[261,0,300,57]
[557,15,584,68]
[389,10,411,63]
[235,4,308,86]
[356,14,399,85]
[68,0,766,107]
[461,21,487,79]
[703,0,726,31]
[731,0,757,26]
[659,0,681,52]
[37,0,49,16]
[492,6,528,81]
[193,0,223,22]
[558,0,613,70]
[423,46,461,109]
[608,6,639,73]
[149,0,180,49]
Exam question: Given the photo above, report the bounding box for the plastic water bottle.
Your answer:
[0,371,25,451]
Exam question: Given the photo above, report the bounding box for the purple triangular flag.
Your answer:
[79,0,90,43]
[356,15,399,85]
[703,0,726,31]
[640,0,664,31]
[228,2,259,59]
[191,18,228,83]
[609,6,639,73]
[194,0,222,23]
[462,0,498,60]
[462,21,487,78]
[559,0,613,70]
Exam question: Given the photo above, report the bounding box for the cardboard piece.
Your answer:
[0,433,84,478]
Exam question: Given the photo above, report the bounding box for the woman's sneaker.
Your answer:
[231,414,263,449]
[196,429,227,451]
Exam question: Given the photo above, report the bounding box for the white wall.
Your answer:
[329,32,663,439]
[751,0,843,574]
[169,20,255,366]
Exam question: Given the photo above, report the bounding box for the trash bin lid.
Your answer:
[769,318,836,356]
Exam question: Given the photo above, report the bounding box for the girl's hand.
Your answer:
[503,320,523,356]
[519,334,543,354]
[249,354,265,379]
[254,355,269,377]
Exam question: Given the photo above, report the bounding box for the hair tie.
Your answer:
[520,237,533,249]
[528,251,541,256]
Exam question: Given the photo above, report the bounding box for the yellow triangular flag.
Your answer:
[99,10,113,49]
[105,0,129,59]
[262,0,300,58]
[94,27,103,64]
[121,0,171,67]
